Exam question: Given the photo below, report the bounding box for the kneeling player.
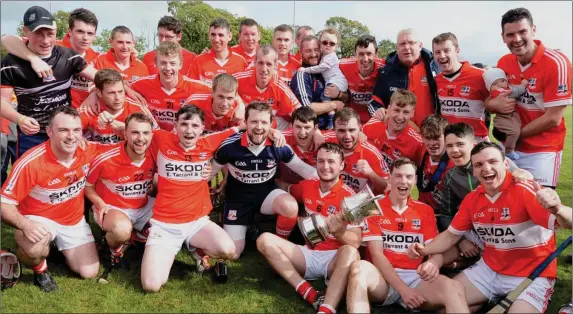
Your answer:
[409,142,572,313]
[257,143,361,313]
[140,105,241,292]
[85,113,156,269]
[212,102,318,259]
[346,158,469,313]
[1,107,102,292]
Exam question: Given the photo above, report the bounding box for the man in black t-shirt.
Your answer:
[0,6,98,157]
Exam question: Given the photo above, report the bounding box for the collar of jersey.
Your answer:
[155,73,185,91]
[118,141,148,166]
[241,132,272,147]
[530,40,545,64]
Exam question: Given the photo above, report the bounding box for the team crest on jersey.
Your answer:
[82,164,89,174]
[411,219,421,230]
[43,75,56,82]
[180,99,186,105]
[460,86,471,96]
[528,78,536,88]
[199,152,209,159]
[267,159,276,168]
[420,76,428,85]
[227,210,237,221]
[362,220,370,232]
[500,207,511,220]
[267,98,274,105]
[558,84,568,95]
[352,163,358,173]
[327,205,336,214]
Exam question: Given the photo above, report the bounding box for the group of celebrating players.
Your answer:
[1,4,572,314]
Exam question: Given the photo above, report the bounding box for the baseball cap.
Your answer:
[23,6,57,32]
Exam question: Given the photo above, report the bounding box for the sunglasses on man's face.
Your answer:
[321,41,337,47]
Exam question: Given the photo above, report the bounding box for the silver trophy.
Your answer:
[298,186,384,249]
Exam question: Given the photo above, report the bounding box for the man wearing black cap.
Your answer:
[0,6,98,158]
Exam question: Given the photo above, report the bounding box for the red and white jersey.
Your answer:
[279,129,317,184]
[184,93,239,133]
[80,98,151,144]
[435,62,489,137]
[417,154,454,210]
[142,48,197,76]
[234,70,301,130]
[57,34,100,109]
[339,57,385,124]
[87,142,155,210]
[188,49,248,82]
[363,118,425,167]
[362,194,438,270]
[131,74,211,131]
[276,55,301,86]
[150,128,238,223]
[230,44,257,67]
[449,172,558,278]
[324,132,389,192]
[497,40,572,153]
[289,179,357,250]
[1,141,103,225]
[93,49,149,83]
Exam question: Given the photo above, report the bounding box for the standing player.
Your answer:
[184,73,242,133]
[93,26,149,82]
[293,26,315,63]
[410,142,572,313]
[231,18,261,67]
[339,35,385,124]
[272,24,301,85]
[324,108,389,194]
[489,8,572,188]
[362,89,426,168]
[85,113,155,269]
[212,102,318,259]
[257,143,361,313]
[80,69,156,144]
[234,45,301,130]
[432,32,490,142]
[142,16,197,76]
[346,158,469,313]
[0,6,99,157]
[188,18,248,82]
[140,105,241,293]
[131,42,211,131]
[1,107,103,292]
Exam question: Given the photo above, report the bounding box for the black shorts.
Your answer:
[223,188,275,226]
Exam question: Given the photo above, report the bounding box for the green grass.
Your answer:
[2,108,572,313]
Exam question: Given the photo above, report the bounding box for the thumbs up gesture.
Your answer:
[533,181,561,214]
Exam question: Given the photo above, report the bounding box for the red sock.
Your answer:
[276,215,297,239]
[318,304,336,314]
[31,259,48,274]
[110,244,124,257]
[196,248,207,257]
[295,280,318,304]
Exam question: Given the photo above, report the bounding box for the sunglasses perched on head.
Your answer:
[321,41,337,47]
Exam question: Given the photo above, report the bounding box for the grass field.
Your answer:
[1,108,572,313]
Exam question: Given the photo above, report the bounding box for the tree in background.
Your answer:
[377,39,397,59]
[324,16,369,58]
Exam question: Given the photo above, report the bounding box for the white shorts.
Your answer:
[381,269,423,307]
[299,245,337,283]
[145,217,210,255]
[25,215,94,251]
[463,258,554,313]
[93,197,155,231]
[514,151,562,187]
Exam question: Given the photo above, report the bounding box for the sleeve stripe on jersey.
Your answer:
[231,52,248,63]
[88,147,121,176]
[339,58,357,65]
[516,181,537,196]
[5,146,46,190]
[407,129,424,142]
[233,70,254,79]
[363,142,385,161]
[130,74,156,84]
[277,81,302,107]
[1,66,18,72]
[296,73,312,106]
[342,184,356,195]
[182,76,212,88]
[67,54,83,61]
[363,118,381,127]
[218,132,242,148]
[447,225,466,236]
[545,49,568,87]
[14,78,72,95]
[1,195,18,205]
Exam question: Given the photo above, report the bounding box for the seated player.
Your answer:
[409,142,572,313]
[140,105,241,293]
[131,41,212,131]
[257,142,361,313]
[85,113,156,270]
[346,158,470,313]
[1,107,103,292]
[184,73,242,133]
[324,107,389,194]
[80,69,157,144]
[363,89,425,168]
[212,102,318,259]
